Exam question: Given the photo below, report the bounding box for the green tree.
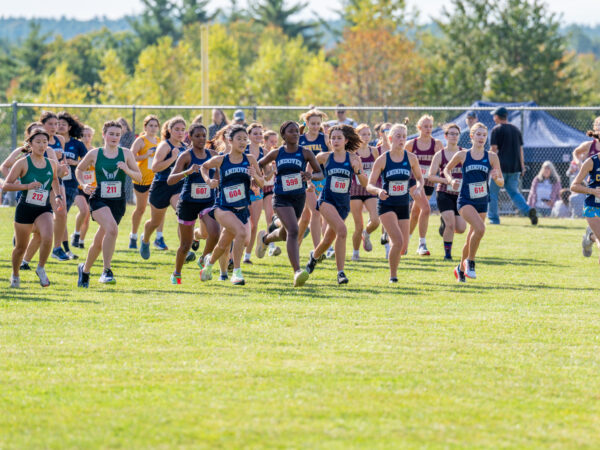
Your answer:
[129,0,180,46]
[14,22,50,95]
[421,0,584,105]
[178,0,219,26]
[249,0,321,49]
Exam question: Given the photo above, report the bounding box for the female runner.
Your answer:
[243,123,265,264]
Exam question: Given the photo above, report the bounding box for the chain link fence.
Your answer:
[1,103,599,215]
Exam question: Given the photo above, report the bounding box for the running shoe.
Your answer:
[77,263,89,288]
[191,240,200,251]
[52,247,69,261]
[200,264,213,281]
[20,261,31,271]
[185,251,196,263]
[351,253,360,261]
[303,226,311,239]
[439,217,445,237]
[66,250,79,260]
[231,269,245,286]
[362,230,373,252]
[197,254,209,270]
[268,245,281,257]
[140,237,151,260]
[293,269,309,287]
[243,258,253,265]
[10,275,20,288]
[454,264,466,283]
[71,233,80,248]
[306,251,319,274]
[444,255,453,261]
[227,259,234,272]
[463,259,476,279]
[170,273,182,285]
[35,266,50,287]
[326,247,335,259]
[255,230,267,259]
[129,236,137,249]
[219,273,228,281]
[380,231,389,245]
[99,268,116,284]
[528,208,538,225]
[154,236,168,250]
[389,277,398,283]
[582,227,594,257]
[77,240,85,249]
[337,271,349,285]
[417,243,430,256]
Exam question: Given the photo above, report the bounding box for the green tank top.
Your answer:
[93,147,126,200]
[19,156,53,207]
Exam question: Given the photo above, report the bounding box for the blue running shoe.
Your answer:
[140,238,151,260]
[154,236,168,251]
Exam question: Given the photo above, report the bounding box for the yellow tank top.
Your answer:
[136,135,160,186]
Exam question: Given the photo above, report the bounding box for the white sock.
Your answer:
[22,259,29,264]
[130,233,137,239]
[353,250,359,258]
[74,230,80,235]
[419,237,426,245]
[244,252,251,260]
[220,271,227,276]
[156,232,163,239]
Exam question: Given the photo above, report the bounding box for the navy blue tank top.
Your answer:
[180,149,215,204]
[274,146,306,196]
[321,152,352,206]
[155,140,186,182]
[245,144,264,160]
[585,154,600,207]
[379,151,412,207]
[459,150,492,205]
[299,132,327,154]
[48,136,63,151]
[218,153,251,209]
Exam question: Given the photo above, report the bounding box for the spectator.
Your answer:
[232,109,248,127]
[527,161,561,217]
[566,158,585,217]
[208,108,228,140]
[488,106,538,225]
[326,104,358,128]
[551,188,572,218]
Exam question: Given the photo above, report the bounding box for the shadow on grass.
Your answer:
[0,293,100,304]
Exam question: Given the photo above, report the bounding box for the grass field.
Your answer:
[1,206,600,448]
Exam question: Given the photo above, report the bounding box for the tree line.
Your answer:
[1,0,599,109]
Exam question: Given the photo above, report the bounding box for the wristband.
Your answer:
[55,194,63,200]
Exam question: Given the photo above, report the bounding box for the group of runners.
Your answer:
[3,109,600,288]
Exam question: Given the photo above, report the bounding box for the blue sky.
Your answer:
[2,0,598,25]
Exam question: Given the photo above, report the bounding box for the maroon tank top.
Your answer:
[350,148,377,197]
[412,137,436,187]
[437,148,463,195]
[589,139,600,157]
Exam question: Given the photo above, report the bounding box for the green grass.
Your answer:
[1,206,599,448]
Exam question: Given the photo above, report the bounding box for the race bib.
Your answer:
[82,170,95,185]
[421,167,428,177]
[448,179,462,193]
[389,180,408,196]
[330,176,349,194]
[62,169,72,181]
[101,181,122,198]
[223,183,246,203]
[469,181,487,199]
[282,173,302,192]
[191,183,211,200]
[147,156,153,170]
[25,189,49,206]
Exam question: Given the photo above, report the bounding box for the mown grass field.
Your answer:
[1,206,599,448]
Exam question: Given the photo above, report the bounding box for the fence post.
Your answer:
[11,101,17,151]
[131,105,136,135]
[383,107,388,123]
[252,105,257,121]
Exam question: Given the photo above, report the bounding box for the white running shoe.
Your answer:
[463,259,476,279]
[351,253,360,261]
[10,275,20,288]
[268,245,281,257]
[362,230,373,252]
[582,227,594,257]
[200,263,213,281]
[417,243,430,256]
[99,268,116,284]
[231,269,245,286]
[293,269,309,287]
[255,230,267,258]
[35,266,50,287]
[326,247,335,259]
